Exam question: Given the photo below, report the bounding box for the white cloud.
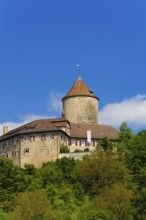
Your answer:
[0,90,63,136]
[99,94,146,130]
[0,121,25,136]
[48,91,63,114]
[0,114,49,136]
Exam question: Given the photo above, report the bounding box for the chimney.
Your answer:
[3,126,8,135]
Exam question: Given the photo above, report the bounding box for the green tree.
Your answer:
[97,183,134,220]
[75,150,129,195]
[99,136,112,151]
[123,130,146,219]
[0,158,29,201]
[119,122,132,142]
[56,157,76,182]
[13,190,52,220]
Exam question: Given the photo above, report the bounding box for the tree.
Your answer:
[0,158,29,202]
[75,150,129,195]
[119,122,132,142]
[56,157,76,182]
[99,136,112,151]
[123,130,146,219]
[97,183,133,220]
[13,190,52,220]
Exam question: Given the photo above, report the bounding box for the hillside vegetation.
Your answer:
[0,122,146,220]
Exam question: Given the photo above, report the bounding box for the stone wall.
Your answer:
[63,96,98,124]
[69,145,96,153]
[0,133,65,168]
[20,137,61,168]
[59,152,92,160]
[0,143,20,166]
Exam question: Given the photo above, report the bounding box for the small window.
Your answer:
[47,134,51,140]
[14,138,18,143]
[26,128,33,131]
[41,135,46,141]
[24,148,29,154]
[29,136,35,142]
[81,139,86,146]
[24,136,29,141]
[71,139,76,146]
[19,137,24,142]
[35,135,40,141]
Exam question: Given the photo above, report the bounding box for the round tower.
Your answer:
[62,76,99,124]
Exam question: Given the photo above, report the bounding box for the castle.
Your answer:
[0,76,119,167]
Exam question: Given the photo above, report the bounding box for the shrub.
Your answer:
[84,148,89,152]
[60,144,70,153]
[74,149,83,153]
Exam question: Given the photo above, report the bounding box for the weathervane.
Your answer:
[76,64,83,76]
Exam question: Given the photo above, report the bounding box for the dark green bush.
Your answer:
[60,144,70,153]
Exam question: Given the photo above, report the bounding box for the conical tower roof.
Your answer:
[62,76,99,101]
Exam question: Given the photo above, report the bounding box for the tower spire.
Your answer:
[76,64,82,78]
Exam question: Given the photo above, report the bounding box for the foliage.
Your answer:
[119,122,132,143]
[13,189,52,220]
[99,136,112,151]
[60,144,70,153]
[74,149,83,152]
[74,150,129,195]
[97,183,134,220]
[1,126,146,220]
[0,159,31,202]
[122,130,146,219]
[84,148,89,152]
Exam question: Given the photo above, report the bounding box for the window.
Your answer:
[19,137,24,142]
[81,139,86,146]
[71,139,76,146]
[52,134,55,139]
[26,128,33,131]
[35,135,40,141]
[29,136,35,142]
[47,134,51,140]
[24,136,29,141]
[41,135,46,141]
[14,138,18,143]
[90,141,94,146]
[24,148,29,154]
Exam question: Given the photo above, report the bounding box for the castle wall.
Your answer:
[63,96,98,124]
[0,143,20,166]
[0,131,69,168]
[20,138,60,168]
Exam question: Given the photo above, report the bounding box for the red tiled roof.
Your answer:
[62,76,99,100]
[0,118,119,141]
[70,123,119,140]
[0,118,69,140]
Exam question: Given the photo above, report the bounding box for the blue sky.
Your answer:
[0,0,146,134]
